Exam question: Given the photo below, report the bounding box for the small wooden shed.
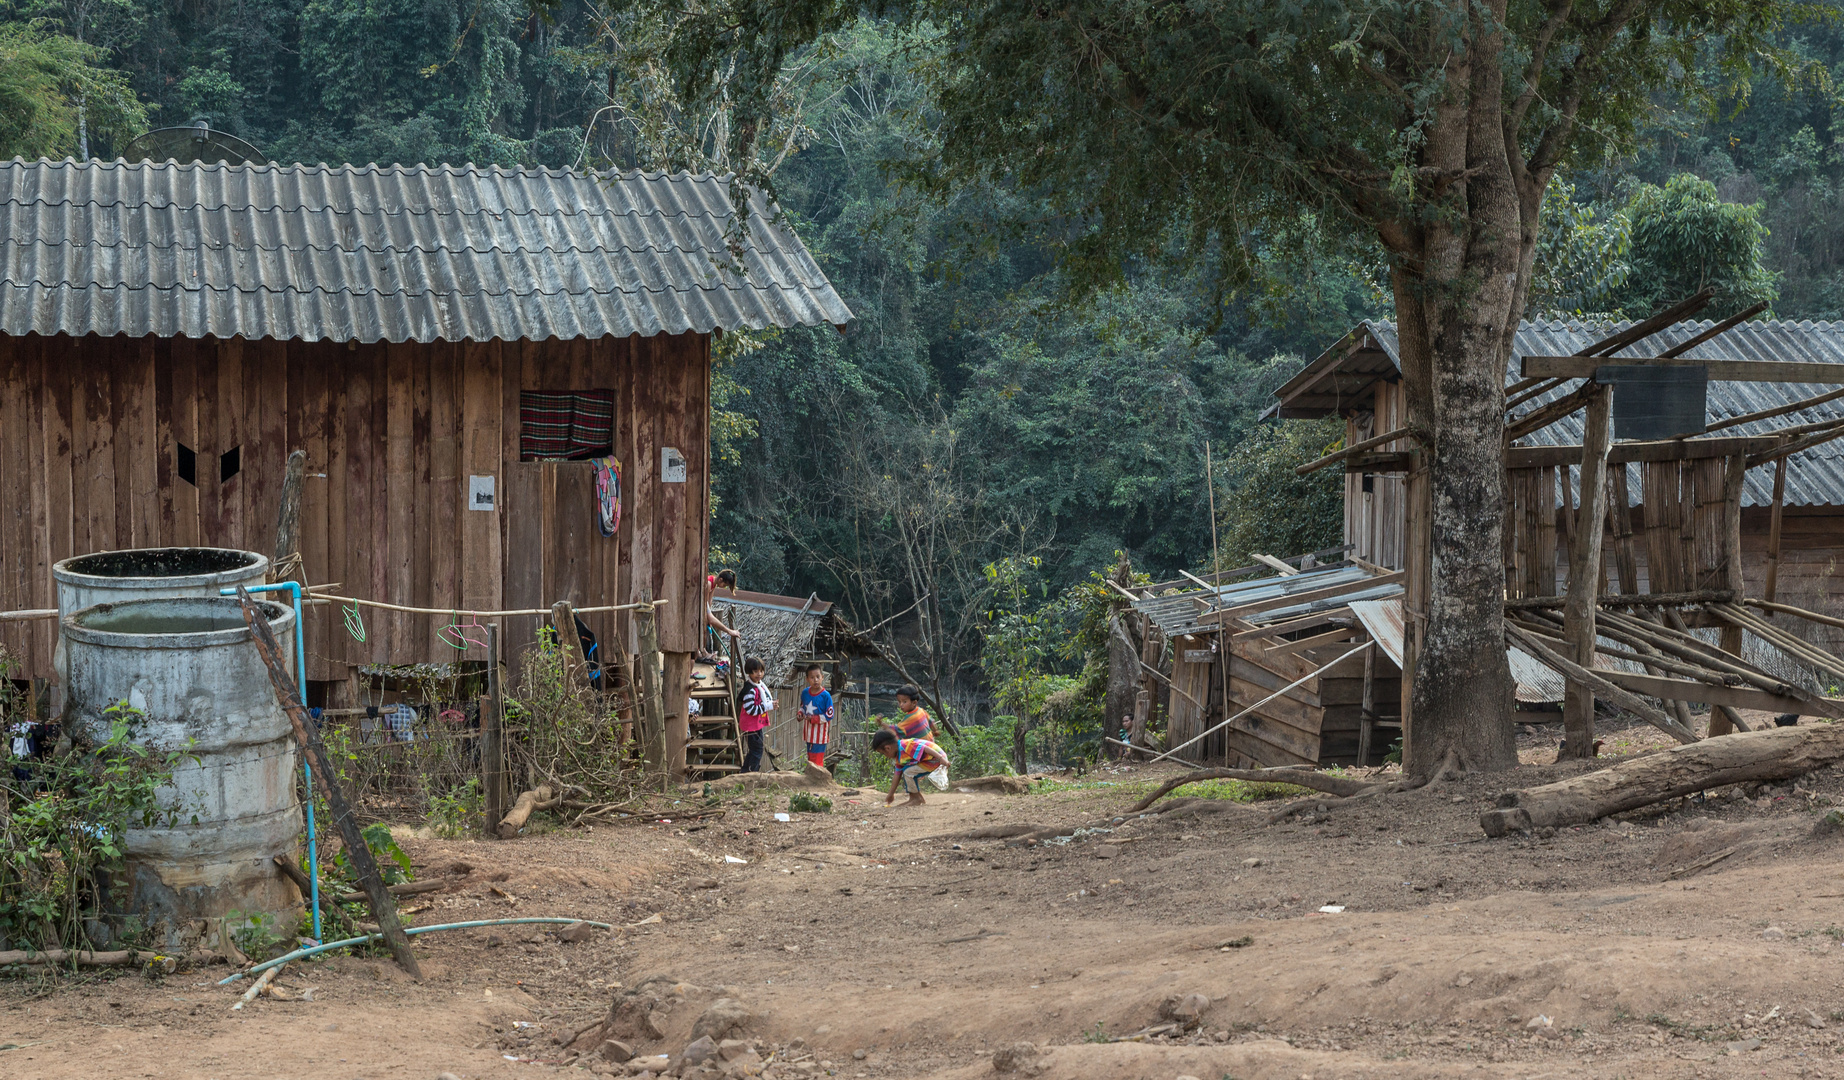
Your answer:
[0,159,850,701]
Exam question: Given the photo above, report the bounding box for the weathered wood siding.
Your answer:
[0,331,710,681]
[1343,380,1408,571]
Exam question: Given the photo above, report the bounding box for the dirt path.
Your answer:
[7,741,1844,1080]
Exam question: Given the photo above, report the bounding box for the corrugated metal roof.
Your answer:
[0,158,852,343]
[1133,564,1404,639]
[1328,318,1844,508]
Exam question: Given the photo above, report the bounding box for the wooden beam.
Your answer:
[1248,554,1300,577]
[1506,381,1599,442]
[1523,355,1844,383]
[1505,435,1779,470]
[1746,597,1844,634]
[1230,606,1355,642]
[1561,386,1612,758]
[1199,571,1405,623]
[1700,384,1844,437]
[1578,289,1715,357]
[1341,451,1416,473]
[1502,620,1699,744]
[1295,426,1413,476]
[1745,421,1844,468]
[1657,300,1770,358]
[1263,626,1357,658]
[1504,589,1734,610]
[1595,669,1844,719]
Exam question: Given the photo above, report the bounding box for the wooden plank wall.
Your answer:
[0,331,711,683]
[1343,380,1408,570]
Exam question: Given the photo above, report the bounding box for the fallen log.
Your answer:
[0,948,168,968]
[1481,724,1844,837]
[1128,767,1376,812]
[498,785,556,839]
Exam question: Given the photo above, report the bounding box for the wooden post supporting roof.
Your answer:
[1562,386,1614,757]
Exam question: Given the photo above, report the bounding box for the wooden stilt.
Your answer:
[1561,385,1613,757]
[1764,450,1788,607]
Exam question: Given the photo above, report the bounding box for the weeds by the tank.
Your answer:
[0,672,194,954]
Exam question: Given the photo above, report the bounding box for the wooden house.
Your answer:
[0,159,850,706]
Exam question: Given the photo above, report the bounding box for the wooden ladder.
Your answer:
[685,646,744,779]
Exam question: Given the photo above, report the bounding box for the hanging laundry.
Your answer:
[591,455,621,537]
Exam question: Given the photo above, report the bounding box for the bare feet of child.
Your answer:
[898,793,926,808]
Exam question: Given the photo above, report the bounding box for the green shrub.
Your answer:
[0,696,194,951]
[788,791,832,813]
[947,719,1017,779]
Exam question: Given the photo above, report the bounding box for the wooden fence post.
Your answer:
[634,590,667,776]
[1709,452,1748,737]
[551,601,585,687]
[1561,384,1614,757]
[482,622,504,837]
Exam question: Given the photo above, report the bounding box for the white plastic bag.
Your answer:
[928,766,950,790]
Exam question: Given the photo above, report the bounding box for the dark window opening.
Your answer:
[520,390,615,461]
[220,445,241,483]
[177,443,197,486]
[1361,473,1375,494]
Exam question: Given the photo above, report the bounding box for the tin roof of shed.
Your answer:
[1269,318,1844,508]
[0,158,852,343]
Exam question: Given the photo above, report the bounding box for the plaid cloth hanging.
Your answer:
[520,390,615,460]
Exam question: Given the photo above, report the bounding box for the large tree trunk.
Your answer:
[1388,2,1524,781]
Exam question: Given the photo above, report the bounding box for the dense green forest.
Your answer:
[0,0,1824,726]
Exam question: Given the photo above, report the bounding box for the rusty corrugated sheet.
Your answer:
[0,158,852,343]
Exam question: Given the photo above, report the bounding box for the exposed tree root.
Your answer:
[1128,768,1379,813]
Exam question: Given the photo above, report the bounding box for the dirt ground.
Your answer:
[8,712,1844,1080]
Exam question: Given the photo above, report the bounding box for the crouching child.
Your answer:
[872,727,950,807]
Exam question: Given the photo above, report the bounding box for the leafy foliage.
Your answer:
[1608,173,1780,319]
[0,20,145,158]
[1213,418,1347,572]
[0,695,192,952]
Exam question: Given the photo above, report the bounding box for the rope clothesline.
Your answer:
[0,597,667,622]
[304,591,668,618]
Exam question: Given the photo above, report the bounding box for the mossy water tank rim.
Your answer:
[53,547,269,589]
[63,595,294,650]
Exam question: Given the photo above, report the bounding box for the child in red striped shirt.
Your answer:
[737,656,774,773]
[872,728,950,808]
[798,663,834,768]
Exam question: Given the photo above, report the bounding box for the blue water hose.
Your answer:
[216,916,617,983]
[222,581,318,941]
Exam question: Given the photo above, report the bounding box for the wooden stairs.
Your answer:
[685,656,743,779]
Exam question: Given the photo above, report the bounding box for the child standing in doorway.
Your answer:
[738,656,774,773]
[892,684,931,740]
[872,728,950,808]
[798,663,834,769]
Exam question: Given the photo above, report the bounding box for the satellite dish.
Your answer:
[123,121,267,165]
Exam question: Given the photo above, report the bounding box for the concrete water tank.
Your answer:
[51,548,271,715]
[61,595,301,942]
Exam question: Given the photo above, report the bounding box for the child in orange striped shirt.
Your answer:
[872,728,949,808]
[892,685,931,740]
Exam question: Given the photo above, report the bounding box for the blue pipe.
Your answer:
[222,581,318,941]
